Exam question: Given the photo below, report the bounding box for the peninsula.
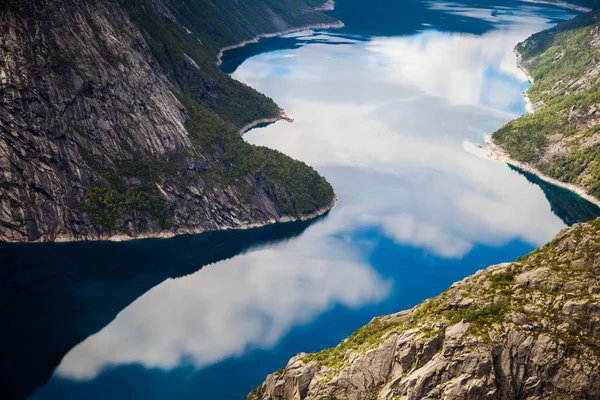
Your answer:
[0,0,339,242]
[489,8,600,207]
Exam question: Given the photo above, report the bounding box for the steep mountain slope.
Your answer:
[251,218,600,400]
[0,0,338,242]
[491,9,600,202]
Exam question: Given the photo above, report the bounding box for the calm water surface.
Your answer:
[4,0,600,399]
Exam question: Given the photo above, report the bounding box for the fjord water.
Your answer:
[8,0,600,399]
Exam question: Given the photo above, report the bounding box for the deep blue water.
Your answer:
[3,1,600,399]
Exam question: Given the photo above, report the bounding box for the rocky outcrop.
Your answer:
[251,218,600,399]
[0,0,336,242]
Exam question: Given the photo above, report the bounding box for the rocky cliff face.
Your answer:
[252,218,600,400]
[0,0,336,242]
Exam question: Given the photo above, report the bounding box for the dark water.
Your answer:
[3,1,600,399]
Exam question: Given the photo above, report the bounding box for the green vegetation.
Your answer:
[78,154,183,229]
[120,0,336,129]
[489,267,516,288]
[79,186,169,230]
[78,91,333,230]
[75,0,336,232]
[303,316,405,371]
[181,94,334,215]
[298,219,600,374]
[492,10,600,198]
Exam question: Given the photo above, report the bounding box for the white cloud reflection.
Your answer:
[57,228,391,380]
[54,3,575,382]
[234,4,567,255]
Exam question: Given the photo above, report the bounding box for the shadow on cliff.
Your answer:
[0,216,326,400]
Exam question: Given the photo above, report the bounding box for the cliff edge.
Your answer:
[251,218,600,399]
[0,0,338,242]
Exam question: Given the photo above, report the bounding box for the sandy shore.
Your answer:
[520,0,591,12]
[486,135,600,208]
[216,20,344,66]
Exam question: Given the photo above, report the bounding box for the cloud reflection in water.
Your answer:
[56,225,391,380]
[52,3,573,383]
[234,7,566,256]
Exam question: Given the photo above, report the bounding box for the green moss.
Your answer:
[450,302,509,326]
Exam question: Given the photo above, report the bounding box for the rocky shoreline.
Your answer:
[514,48,540,114]
[486,135,600,208]
[487,45,600,208]
[25,195,338,243]
[238,110,294,134]
[216,21,344,66]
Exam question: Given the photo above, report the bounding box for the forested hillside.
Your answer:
[121,0,338,128]
[0,0,337,242]
[492,9,600,199]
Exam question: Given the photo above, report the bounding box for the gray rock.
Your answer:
[252,220,600,400]
[0,0,335,242]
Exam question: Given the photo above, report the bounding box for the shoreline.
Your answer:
[216,20,344,66]
[315,0,335,11]
[514,48,539,114]
[487,21,600,209]
[486,135,600,208]
[520,0,591,12]
[13,195,338,244]
[238,110,294,135]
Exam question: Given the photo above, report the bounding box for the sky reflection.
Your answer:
[55,221,390,380]
[235,10,567,256]
[35,1,589,397]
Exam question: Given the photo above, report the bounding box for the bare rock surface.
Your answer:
[252,219,600,400]
[0,0,335,242]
